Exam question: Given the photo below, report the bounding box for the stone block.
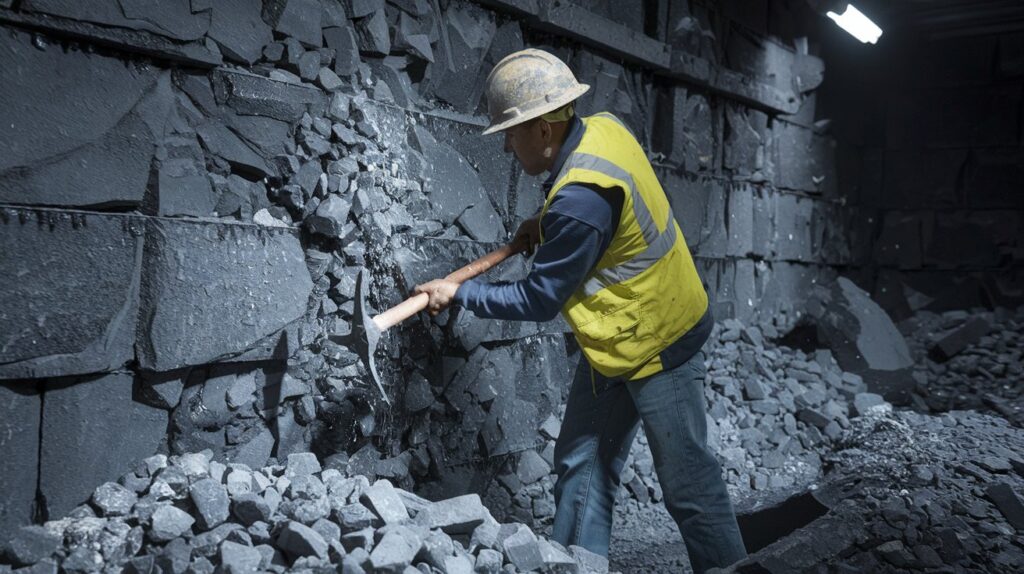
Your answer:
[40,373,167,519]
[806,277,913,401]
[0,210,142,379]
[208,0,274,63]
[772,194,813,262]
[276,520,329,560]
[359,479,408,524]
[155,135,217,217]
[654,87,714,172]
[211,69,326,124]
[986,483,1024,531]
[0,28,173,208]
[773,122,835,195]
[723,105,766,179]
[354,8,390,56]
[726,184,754,257]
[928,317,992,362]
[324,25,360,76]
[501,524,543,571]
[0,382,40,538]
[136,219,312,371]
[196,120,274,179]
[369,530,418,572]
[264,0,322,47]
[417,494,490,534]
[429,4,496,112]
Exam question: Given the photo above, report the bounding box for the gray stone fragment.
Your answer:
[231,428,275,470]
[208,0,274,63]
[212,69,325,124]
[402,373,433,413]
[226,374,257,409]
[150,505,196,542]
[516,450,551,486]
[191,478,231,530]
[368,530,418,572]
[297,51,322,81]
[306,195,352,237]
[323,26,360,76]
[156,135,216,217]
[474,548,502,573]
[852,393,889,417]
[196,121,273,179]
[349,0,383,18]
[286,453,322,478]
[354,9,390,56]
[232,494,271,526]
[470,521,500,552]
[418,494,490,534]
[929,317,992,362]
[92,482,137,517]
[743,378,767,400]
[276,521,329,560]
[62,547,103,573]
[986,483,1024,531]
[501,525,543,572]
[360,479,408,524]
[219,540,262,574]
[266,0,322,47]
[2,526,61,567]
[318,67,344,91]
[335,503,378,530]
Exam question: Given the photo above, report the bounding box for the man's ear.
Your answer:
[538,119,551,143]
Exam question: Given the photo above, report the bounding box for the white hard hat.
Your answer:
[481,48,590,135]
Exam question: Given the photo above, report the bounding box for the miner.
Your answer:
[414,48,747,573]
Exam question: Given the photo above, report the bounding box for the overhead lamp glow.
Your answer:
[826,4,883,44]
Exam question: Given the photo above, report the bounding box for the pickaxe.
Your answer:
[335,237,528,404]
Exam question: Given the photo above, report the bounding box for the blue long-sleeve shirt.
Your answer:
[454,114,712,379]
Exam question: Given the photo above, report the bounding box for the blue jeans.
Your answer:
[550,349,748,573]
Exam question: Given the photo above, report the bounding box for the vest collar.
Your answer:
[542,114,585,197]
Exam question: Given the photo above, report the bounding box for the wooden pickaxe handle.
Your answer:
[372,237,529,331]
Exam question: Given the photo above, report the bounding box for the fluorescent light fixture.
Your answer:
[826,4,883,44]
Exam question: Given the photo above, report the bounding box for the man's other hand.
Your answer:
[414,279,460,316]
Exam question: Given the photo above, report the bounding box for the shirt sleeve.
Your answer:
[453,185,618,322]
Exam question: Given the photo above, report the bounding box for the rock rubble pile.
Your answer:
[0,452,610,574]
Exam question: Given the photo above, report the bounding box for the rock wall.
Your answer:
[0,0,848,536]
[821,27,1024,319]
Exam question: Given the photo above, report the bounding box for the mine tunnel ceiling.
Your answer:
[856,0,1024,38]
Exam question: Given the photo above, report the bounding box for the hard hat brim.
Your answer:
[481,83,591,135]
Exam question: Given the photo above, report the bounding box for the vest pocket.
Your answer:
[569,285,642,342]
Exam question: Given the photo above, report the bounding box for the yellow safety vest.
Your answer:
[540,113,709,381]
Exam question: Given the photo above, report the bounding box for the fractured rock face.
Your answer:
[0,27,173,208]
[0,210,143,379]
[136,219,313,371]
[40,373,167,520]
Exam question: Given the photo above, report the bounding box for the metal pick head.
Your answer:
[352,269,389,405]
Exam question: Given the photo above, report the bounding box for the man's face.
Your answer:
[504,119,549,176]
